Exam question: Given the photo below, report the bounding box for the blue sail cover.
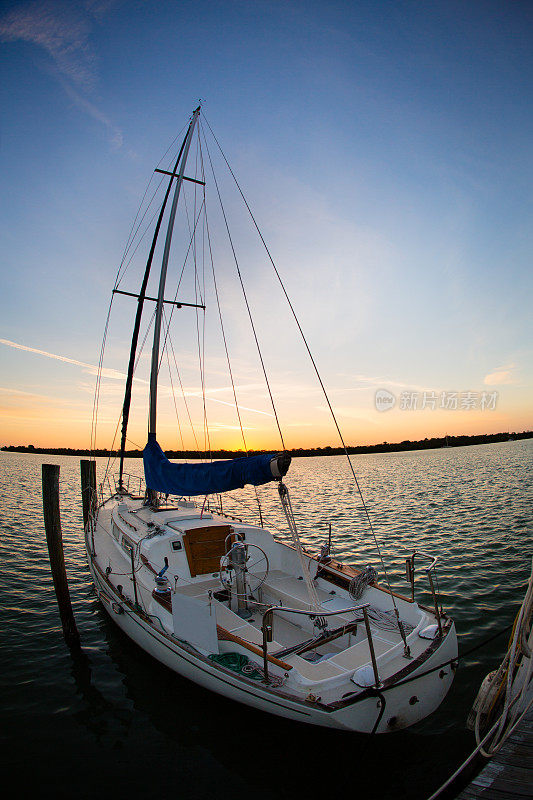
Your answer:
[143,434,281,496]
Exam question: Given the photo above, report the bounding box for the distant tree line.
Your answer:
[2,431,531,458]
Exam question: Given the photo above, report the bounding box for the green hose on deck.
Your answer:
[208,652,263,680]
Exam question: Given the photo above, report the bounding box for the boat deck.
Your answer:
[171,568,417,685]
[456,708,533,799]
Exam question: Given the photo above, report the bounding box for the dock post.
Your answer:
[42,463,81,649]
[80,459,97,530]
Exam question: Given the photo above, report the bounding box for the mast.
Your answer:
[117,122,193,490]
[148,106,201,439]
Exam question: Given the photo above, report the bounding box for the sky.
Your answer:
[1,0,532,452]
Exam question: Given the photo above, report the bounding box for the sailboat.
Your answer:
[86,106,458,732]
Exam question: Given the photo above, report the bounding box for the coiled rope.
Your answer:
[349,565,378,600]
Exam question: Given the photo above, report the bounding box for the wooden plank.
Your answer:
[141,554,157,574]
[495,753,533,769]
[185,525,233,545]
[182,525,233,577]
[474,767,533,787]
[217,625,293,671]
[189,540,230,558]
[456,708,533,800]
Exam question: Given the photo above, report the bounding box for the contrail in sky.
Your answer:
[0,338,274,417]
[0,338,128,380]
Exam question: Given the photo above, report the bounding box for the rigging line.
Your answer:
[125,437,143,449]
[195,258,210,456]
[201,124,286,451]
[201,116,400,624]
[116,124,187,279]
[103,414,122,485]
[198,140,208,338]
[165,344,185,451]
[193,134,199,300]
[180,161,205,309]
[115,180,166,289]
[162,126,188,163]
[204,206,249,455]
[133,305,156,374]
[103,309,156,481]
[114,124,188,289]
[191,182,210,456]
[114,307,156,468]
[90,294,115,455]
[195,292,210,455]
[157,124,188,172]
[113,176,162,290]
[115,175,164,286]
[182,190,205,308]
[193,248,208,454]
[182,182,205,308]
[202,299,211,458]
[182,183,193,238]
[194,136,210,462]
[196,140,206,308]
[199,143,211,462]
[199,131,260,505]
[157,198,206,376]
[164,307,201,452]
[96,130,189,456]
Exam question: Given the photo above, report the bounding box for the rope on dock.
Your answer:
[426,560,533,800]
[426,693,533,800]
[472,557,533,758]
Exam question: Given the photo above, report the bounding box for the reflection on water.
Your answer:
[1,442,531,799]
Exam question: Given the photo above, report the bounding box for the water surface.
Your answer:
[1,441,531,799]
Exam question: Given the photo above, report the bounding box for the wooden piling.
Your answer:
[80,459,97,530]
[42,463,80,649]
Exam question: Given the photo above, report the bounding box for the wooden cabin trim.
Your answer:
[182,524,237,577]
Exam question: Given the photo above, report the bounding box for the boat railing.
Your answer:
[98,476,114,505]
[114,472,145,497]
[98,473,146,504]
[406,550,443,636]
[260,602,381,686]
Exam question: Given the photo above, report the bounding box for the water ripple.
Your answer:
[1,442,531,799]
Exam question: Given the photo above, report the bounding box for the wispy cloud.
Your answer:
[61,76,123,148]
[0,385,87,406]
[484,364,517,386]
[0,1,95,87]
[0,0,122,146]
[198,396,273,417]
[207,423,256,431]
[340,372,439,394]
